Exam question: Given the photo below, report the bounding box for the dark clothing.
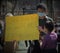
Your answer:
[27,40,40,53]
[39,18,46,28]
[31,40,41,53]
[41,49,57,53]
[39,16,53,37]
[0,23,3,46]
[39,16,53,26]
[39,18,47,37]
[0,23,3,38]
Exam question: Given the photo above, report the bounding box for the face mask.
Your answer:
[37,12,46,17]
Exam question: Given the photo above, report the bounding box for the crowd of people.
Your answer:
[0,3,58,53]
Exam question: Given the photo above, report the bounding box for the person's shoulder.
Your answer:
[50,32,57,40]
[45,16,54,22]
[51,32,57,37]
[44,34,50,40]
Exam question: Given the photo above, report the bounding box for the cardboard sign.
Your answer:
[5,14,39,41]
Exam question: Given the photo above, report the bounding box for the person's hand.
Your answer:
[38,26,43,32]
[39,40,43,46]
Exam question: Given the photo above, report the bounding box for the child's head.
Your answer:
[44,21,54,33]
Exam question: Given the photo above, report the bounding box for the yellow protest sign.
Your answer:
[5,14,39,41]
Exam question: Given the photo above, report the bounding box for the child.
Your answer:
[40,21,57,53]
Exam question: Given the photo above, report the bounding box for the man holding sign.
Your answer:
[31,3,54,53]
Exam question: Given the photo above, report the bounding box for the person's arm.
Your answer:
[0,20,4,30]
[40,36,47,49]
[38,26,46,33]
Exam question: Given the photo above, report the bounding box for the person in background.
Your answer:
[40,21,57,53]
[0,17,4,46]
[27,3,54,53]
[0,17,4,53]
[37,3,54,52]
[31,3,54,53]
[37,3,54,39]
[6,12,13,17]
